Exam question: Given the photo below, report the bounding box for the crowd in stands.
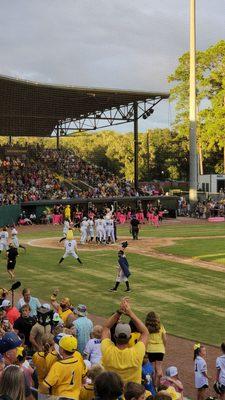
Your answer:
[178,197,225,218]
[0,285,223,400]
[0,144,148,206]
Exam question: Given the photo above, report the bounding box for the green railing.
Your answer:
[0,204,21,226]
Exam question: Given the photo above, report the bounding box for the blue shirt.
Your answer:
[73,316,93,354]
[142,361,156,396]
[17,296,41,317]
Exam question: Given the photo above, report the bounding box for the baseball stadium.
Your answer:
[0,3,225,400]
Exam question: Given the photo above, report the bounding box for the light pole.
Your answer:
[146,131,150,179]
[189,0,198,203]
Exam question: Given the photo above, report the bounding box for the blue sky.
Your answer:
[0,0,224,132]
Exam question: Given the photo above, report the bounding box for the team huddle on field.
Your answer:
[62,212,116,246]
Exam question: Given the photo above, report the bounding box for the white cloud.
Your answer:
[0,0,224,129]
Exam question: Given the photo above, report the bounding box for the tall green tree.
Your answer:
[168,40,225,174]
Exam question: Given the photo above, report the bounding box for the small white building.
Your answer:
[198,174,225,193]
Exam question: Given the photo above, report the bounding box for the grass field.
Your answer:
[159,237,225,263]
[17,221,225,240]
[1,221,225,346]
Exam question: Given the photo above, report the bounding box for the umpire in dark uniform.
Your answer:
[6,243,18,280]
[130,215,140,240]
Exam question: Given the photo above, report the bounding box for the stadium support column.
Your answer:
[134,101,139,192]
[9,135,12,145]
[189,0,198,203]
[56,123,60,149]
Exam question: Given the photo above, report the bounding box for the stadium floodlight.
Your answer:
[146,108,154,117]
[143,108,154,119]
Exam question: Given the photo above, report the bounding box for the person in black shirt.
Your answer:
[130,216,140,240]
[13,304,36,351]
[6,244,18,280]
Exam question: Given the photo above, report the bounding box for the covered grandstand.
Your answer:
[0,74,169,189]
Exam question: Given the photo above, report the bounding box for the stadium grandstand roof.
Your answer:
[0,74,169,137]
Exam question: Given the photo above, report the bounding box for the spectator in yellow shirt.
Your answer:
[40,335,86,399]
[32,335,54,387]
[50,290,73,325]
[80,364,104,400]
[145,311,167,387]
[101,298,149,384]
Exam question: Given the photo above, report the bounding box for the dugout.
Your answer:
[0,196,178,226]
[21,195,178,222]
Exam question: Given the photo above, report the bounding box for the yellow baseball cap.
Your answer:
[59,335,77,352]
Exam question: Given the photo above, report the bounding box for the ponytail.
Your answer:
[193,343,203,360]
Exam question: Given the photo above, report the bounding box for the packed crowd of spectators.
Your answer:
[177,197,225,218]
[0,146,72,204]
[0,144,141,206]
[194,199,225,219]
[38,148,137,198]
[0,286,223,400]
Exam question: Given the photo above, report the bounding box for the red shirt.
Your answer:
[6,307,20,324]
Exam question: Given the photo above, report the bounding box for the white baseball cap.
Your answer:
[166,366,178,377]
[42,303,51,311]
[1,300,11,308]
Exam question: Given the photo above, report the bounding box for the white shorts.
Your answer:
[116,268,128,282]
[0,242,8,251]
[63,250,78,259]
[12,237,19,248]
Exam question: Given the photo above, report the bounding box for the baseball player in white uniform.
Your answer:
[87,217,95,242]
[63,219,70,237]
[0,227,9,252]
[97,217,106,243]
[58,238,82,265]
[95,217,100,243]
[59,219,70,243]
[108,217,115,243]
[104,217,111,243]
[11,226,26,252]
[80,217,89,244]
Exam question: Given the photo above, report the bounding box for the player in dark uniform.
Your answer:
[109,250,131,292]
[130,216,140,240]
[6,243,18,280]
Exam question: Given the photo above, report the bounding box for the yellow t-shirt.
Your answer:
[65,206,71,220]
[66,230,74,240]
[45,349,84,374]
[146,325,166,353]
[128,332,141,347]
[58,307,73,324]
[43,355,86,398]
[32,352,47,385]
[45,350,58,374]
[79,383,94,400]
[101,338,145,384]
